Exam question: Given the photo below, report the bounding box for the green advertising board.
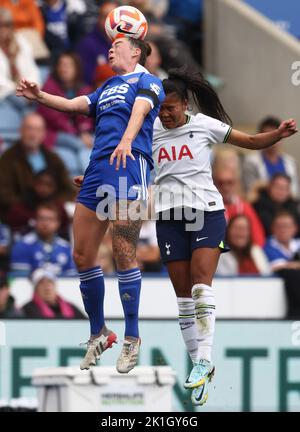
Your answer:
[0,320,300,411]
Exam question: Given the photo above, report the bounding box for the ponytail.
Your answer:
[163,65,232,125]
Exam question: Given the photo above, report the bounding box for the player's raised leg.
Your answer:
[73,203,117,370]
[112,202,142,373]
[188,247,219,404]
[166,260,201,367]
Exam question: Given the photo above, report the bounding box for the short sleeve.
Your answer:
[85,87,103,117]
[201,114,232,144]
[136,74,165,109]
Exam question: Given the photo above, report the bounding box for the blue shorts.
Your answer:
[156,209,228,263]
[77,151,150,213]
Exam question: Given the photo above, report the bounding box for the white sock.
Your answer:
[192,283,216,363]
[177,297,199,363]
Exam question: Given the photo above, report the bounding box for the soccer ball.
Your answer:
[105,6,148,42]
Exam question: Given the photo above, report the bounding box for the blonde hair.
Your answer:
[212,148,241,179]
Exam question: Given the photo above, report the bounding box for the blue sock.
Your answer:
[79,266,105,336]
[118,268,141,338]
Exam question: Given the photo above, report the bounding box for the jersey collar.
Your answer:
[122,64,149,76]
[161,113,192,131]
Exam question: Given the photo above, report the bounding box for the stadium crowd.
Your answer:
[0,0,300,319]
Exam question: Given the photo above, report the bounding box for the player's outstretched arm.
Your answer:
[110,99,151,170]
[227,119,298,150]
[16,78,89,115]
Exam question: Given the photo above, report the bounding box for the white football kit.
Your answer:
[152,113,232,214]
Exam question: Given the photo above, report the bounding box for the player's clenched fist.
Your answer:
[278,119,298,139]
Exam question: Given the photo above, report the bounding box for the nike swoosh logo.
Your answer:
[116,25,136,35]
[181,325,194,330]
[196,237,208,242]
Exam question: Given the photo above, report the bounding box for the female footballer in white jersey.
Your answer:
[153,66,297,406]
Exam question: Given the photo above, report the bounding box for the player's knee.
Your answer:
[191,269,213,286]
[73,249,92,270]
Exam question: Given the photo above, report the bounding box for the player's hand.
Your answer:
[109,140,135,170]
[73,175,84,188]
[16,79,42,101]
[278,119,298,138]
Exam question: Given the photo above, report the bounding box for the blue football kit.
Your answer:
[77,64,165,212]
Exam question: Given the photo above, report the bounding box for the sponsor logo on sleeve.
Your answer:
[150,83,161,95]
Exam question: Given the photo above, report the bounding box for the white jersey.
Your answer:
[152,113,232,213]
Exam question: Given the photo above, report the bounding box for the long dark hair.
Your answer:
[163,65,232,125]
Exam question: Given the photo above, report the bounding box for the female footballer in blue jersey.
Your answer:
[153,66,297,406]
[17,37,165,373]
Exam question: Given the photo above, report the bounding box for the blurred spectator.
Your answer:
[1,0,49,60]
[0,7,40,126]
[122,0,168,20]
[5,169,70,238]
[213,167,266,247]
[137,220,162,272]
[22,268,84,318]
[165,0,202,27]
[164,0,203,64]
[76,0,119,85]
[242,116,300,197]
[126,0,200,71]
[0,223,11,272]
[264,211,300,318]
[2,0,45,36]
[145,40,167,80]
[11,203,76,276]
[77,0,102,34]
[253,173,300,237]
[148,34,200,73]
[40,0,70,58]
[40,0,88,59]
[216,215,271,276]
[37,51,93,175]
[0,275,24,318]
[213,147,241,175]
[264,211,300,272]
[0,113,74,222]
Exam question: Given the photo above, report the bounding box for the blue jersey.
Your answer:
[11,232,76,276]
[85,64,165,168]
[264,236,300,269]
[43,0,69,45]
